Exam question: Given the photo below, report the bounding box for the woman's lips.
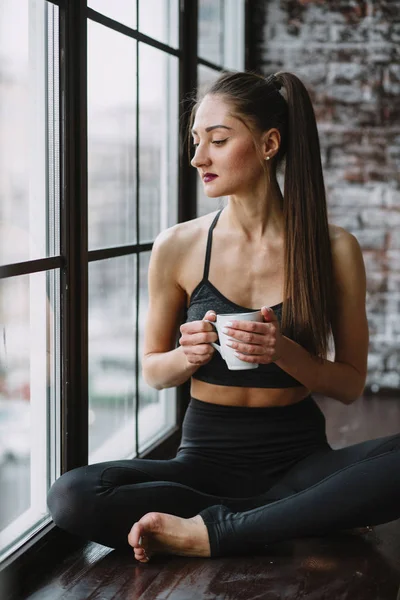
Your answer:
[203,174,218,183]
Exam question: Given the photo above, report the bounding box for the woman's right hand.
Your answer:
[179,310,218,366]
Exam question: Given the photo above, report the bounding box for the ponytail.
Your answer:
[275,72,334,357]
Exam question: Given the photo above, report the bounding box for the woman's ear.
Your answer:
[262,128,281,159]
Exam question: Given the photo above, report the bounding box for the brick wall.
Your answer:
[256,0,400,392]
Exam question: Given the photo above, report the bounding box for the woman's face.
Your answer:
[191,94,266,198]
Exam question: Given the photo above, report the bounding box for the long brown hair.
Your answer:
[189,71,334,359]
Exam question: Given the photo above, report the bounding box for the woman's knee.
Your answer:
[47,465,97,534]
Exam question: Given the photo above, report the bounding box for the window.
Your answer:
[87,3,179,465]
[0,0,60,561]
[0,0,245,576]
[197,0,245,217]
[88,0,137,30]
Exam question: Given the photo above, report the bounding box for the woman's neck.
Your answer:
[225,183,284,242]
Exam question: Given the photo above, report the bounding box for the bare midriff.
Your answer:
[190,377,310,408]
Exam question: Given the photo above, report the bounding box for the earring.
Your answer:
[265,156,270,161]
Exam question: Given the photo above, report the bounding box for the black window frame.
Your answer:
[0,0,255,594]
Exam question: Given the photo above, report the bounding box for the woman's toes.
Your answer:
[128,523,150,562]
[128,522,140,548]
[135,545,151,563]
[135,550,149,562]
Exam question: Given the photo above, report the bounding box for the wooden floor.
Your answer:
[16,396,400,599]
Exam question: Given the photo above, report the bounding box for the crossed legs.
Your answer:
[47,454,226,549]
[47,433,400,559]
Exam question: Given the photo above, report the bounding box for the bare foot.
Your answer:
[127,512,211,563]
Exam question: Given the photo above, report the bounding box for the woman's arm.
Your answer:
[274,229,369,404]
[144,346,199,391]
[141,227,199,390]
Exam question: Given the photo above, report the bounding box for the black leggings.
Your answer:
[47,397,400,556]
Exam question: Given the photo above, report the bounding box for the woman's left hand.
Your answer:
[223,306,284,364]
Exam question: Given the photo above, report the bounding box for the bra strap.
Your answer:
[203,209,223,280]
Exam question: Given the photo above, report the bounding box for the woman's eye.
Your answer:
[192,138,227,149]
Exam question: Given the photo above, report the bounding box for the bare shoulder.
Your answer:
[153,211,217,256]
[328,224,366,292]
[152,211,219,283]
[329,224,363,259]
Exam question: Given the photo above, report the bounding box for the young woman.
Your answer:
[48,71,400,563]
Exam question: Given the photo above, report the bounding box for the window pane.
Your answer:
[88,0,137,29]
[138,0,179,48]
[196,66,227,217]
[0,0,59,266]
[88,21,137,250]
[197,64,222,95]
[138,252,176,453]
[139,45,178,242]
[88,255,137,462]
[198,0,224,65]
[0,269,60,561]
[88,252,177,462]
[222,0,245,70]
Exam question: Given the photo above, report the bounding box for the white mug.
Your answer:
[204,310,264,370]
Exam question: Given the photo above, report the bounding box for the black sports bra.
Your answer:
[183,209,302,388]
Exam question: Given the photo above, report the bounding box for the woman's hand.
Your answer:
[179,310,218,366]
[222,306,284,364]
